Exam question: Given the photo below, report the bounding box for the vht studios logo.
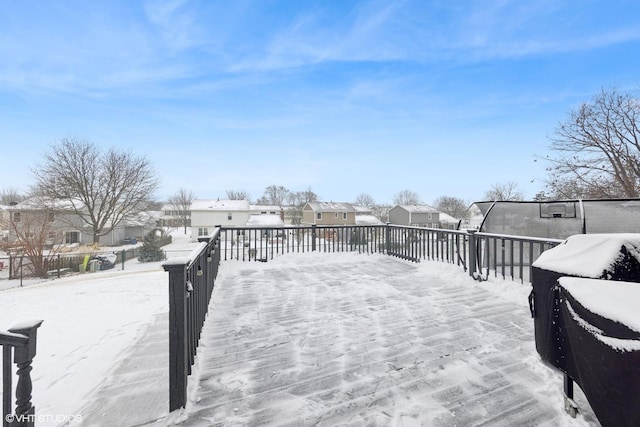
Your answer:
[5,414,83,424]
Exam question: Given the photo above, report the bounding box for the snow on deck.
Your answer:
[0,249,601,426]
[177,253,599,426]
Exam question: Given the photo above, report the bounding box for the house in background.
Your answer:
[302,202,358,226]
[0,205,9,242]
[159,203,191,228]
[389,205,450,228]
[6,198,159,246]
[190,199,284,241]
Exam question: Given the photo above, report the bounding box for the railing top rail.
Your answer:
[386,224,469,234]
[475,231,564,244]
[164,228,221,269]
[0,330,27,347]
[197,227,222,243]
[220,224,387,230]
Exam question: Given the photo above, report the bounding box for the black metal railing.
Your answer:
[162,229,220,412]
[1,320,43,427]
[218,224,563,284]
[470,231,563,283]
[218,225,387,261]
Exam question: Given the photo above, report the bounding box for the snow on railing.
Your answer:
[1,320,43,427]
[162,228,220,412]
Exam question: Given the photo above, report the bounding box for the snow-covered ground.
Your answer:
[0,229,197,426]
[1,232,601,426]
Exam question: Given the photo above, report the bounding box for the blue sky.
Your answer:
[2,0,640,205]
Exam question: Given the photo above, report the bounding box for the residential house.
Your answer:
[302,202,358,226]
[159,203,191,228]
[190,199,284,241]
[6,198,158,247]
[389,205,445,228]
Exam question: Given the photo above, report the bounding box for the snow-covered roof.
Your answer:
[246,214,284,227]
[532,233,640,277]
[439,212,459,223]
[122,211,160,227]
[353,205,373,214]
[395,204,439,214]
[306,202,355,212]
[250,204,282,212]
[355,215,383,225]
[191,199,250,211]
[9,197,78,211]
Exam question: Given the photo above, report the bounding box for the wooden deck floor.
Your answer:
[176,254,600,426]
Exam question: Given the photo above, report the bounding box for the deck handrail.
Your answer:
[1,320,43,427]
[216,224,563,283]
[162,228,221,412]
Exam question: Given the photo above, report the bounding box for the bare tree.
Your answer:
[393,190,420,205]
[483,182,524,201]
[6,197,63,278]
[226,189,251,201]
[371,204,391,223]
[0,188,25,205]
[257,185,290,206]
[285,188,319,225]
[168,188,195,234]
[433,196,468,218]
[354,193,376,207]
[32,137,159,244]
[545,86,640,198]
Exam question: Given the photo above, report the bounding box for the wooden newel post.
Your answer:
[8,320,44,427]
[162,261,189,411]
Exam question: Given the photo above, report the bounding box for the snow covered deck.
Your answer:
[174,253,599,426]
[0,250,601,426]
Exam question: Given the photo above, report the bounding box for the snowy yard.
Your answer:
[1,245,601,426]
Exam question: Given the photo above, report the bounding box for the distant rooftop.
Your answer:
[191,199,251,211]
[396,204,439,213]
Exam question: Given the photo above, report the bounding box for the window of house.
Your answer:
[261,211,267,214]
[334,212,339,218]
[48,231,57,239]
[317,212,322,220]
[65,231,79,244]
[227,213,232,221]
[48,212,55,222]
[198,227,209,236]
[12,212,20,222]
[428,213,433,220]
[343,212,347,220]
